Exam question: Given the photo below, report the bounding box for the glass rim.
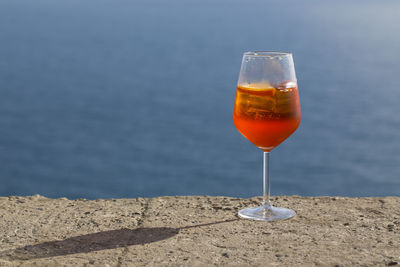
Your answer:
[243,51,292,57]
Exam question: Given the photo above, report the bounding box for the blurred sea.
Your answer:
[0,0,399,199]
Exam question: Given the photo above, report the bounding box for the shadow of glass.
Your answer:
[0,218,238,261]
[0,227,178,261]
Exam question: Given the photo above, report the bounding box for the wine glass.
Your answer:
[233,51,301,221]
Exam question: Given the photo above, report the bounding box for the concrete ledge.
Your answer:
[0,195,399,266]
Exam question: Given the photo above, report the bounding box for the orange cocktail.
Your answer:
[233,51,300,221]
[233,82,301,151]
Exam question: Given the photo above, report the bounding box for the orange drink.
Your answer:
[233,82,300,151]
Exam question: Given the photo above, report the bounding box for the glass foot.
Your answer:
[238,205,295,221]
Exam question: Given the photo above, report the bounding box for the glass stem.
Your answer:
[263,151,271,207]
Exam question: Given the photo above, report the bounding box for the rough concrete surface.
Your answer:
[0,195,398,266]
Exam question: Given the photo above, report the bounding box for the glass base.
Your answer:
[238,205,296,221]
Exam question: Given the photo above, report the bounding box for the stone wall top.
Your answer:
[0,195,399,266]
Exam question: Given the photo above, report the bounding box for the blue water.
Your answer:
[0,0,399,199]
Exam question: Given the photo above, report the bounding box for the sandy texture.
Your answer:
[0,195,398,266]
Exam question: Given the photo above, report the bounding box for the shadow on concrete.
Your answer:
[0,219,238,260]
